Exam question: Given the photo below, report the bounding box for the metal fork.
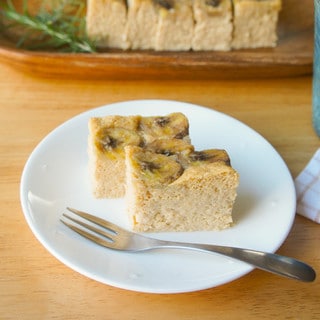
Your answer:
[61,207,316,282]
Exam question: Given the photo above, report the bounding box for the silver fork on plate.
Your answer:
[61,207,316,282]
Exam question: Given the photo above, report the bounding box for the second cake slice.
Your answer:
[125,145,239,232]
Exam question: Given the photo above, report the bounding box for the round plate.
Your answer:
[20,100,296,293]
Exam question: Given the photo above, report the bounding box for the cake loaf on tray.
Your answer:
[86,0,282,51]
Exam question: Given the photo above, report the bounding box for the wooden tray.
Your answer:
[0,0,314,80]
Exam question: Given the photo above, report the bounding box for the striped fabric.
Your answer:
[295,148,320,224]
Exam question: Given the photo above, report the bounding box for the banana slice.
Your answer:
[146,138,194,168]
[189,149,231,166]
[139,112,189,143]
[95,127,142,157]
[154,0,174,10]
[127,146,183,185]
[147,139,194,156]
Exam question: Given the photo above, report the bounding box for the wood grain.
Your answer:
[0,0,314,80]
[0,58,319,319]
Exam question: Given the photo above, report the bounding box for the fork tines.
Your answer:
[61,207,119,249]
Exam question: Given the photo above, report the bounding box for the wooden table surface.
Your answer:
[1,61,319,319]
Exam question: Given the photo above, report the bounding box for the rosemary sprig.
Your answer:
[0,0,96,53]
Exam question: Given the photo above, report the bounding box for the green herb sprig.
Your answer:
[0,0,96,53]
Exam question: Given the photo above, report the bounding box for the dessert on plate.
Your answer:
[88,111,239,232]
[125,146,239,232]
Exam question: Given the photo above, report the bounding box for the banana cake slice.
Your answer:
[154,0,194,51]
[88,113,191,198]
[124,0,159,50]
[232,0,282,49]
[192,0,233,51]
[125,146,239,232]
[86,0,129,49]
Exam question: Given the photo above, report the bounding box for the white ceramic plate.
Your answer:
[20,100,296,294]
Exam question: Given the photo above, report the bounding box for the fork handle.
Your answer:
[156,241,316,282]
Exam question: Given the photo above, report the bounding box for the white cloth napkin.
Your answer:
[295,148,320,224]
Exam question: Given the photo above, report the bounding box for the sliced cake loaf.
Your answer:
[192,0,233,51]
[86,0,282,51]
[88,113,191,198]
[125,146,239,232]
[86,0,129,49]
[154,0,194,51]
[232,0,282,49]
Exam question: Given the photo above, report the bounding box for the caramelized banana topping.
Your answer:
[205,0,221,7]
[154,0,174,10]
[189,149,231,166]
[140,161,161,172]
